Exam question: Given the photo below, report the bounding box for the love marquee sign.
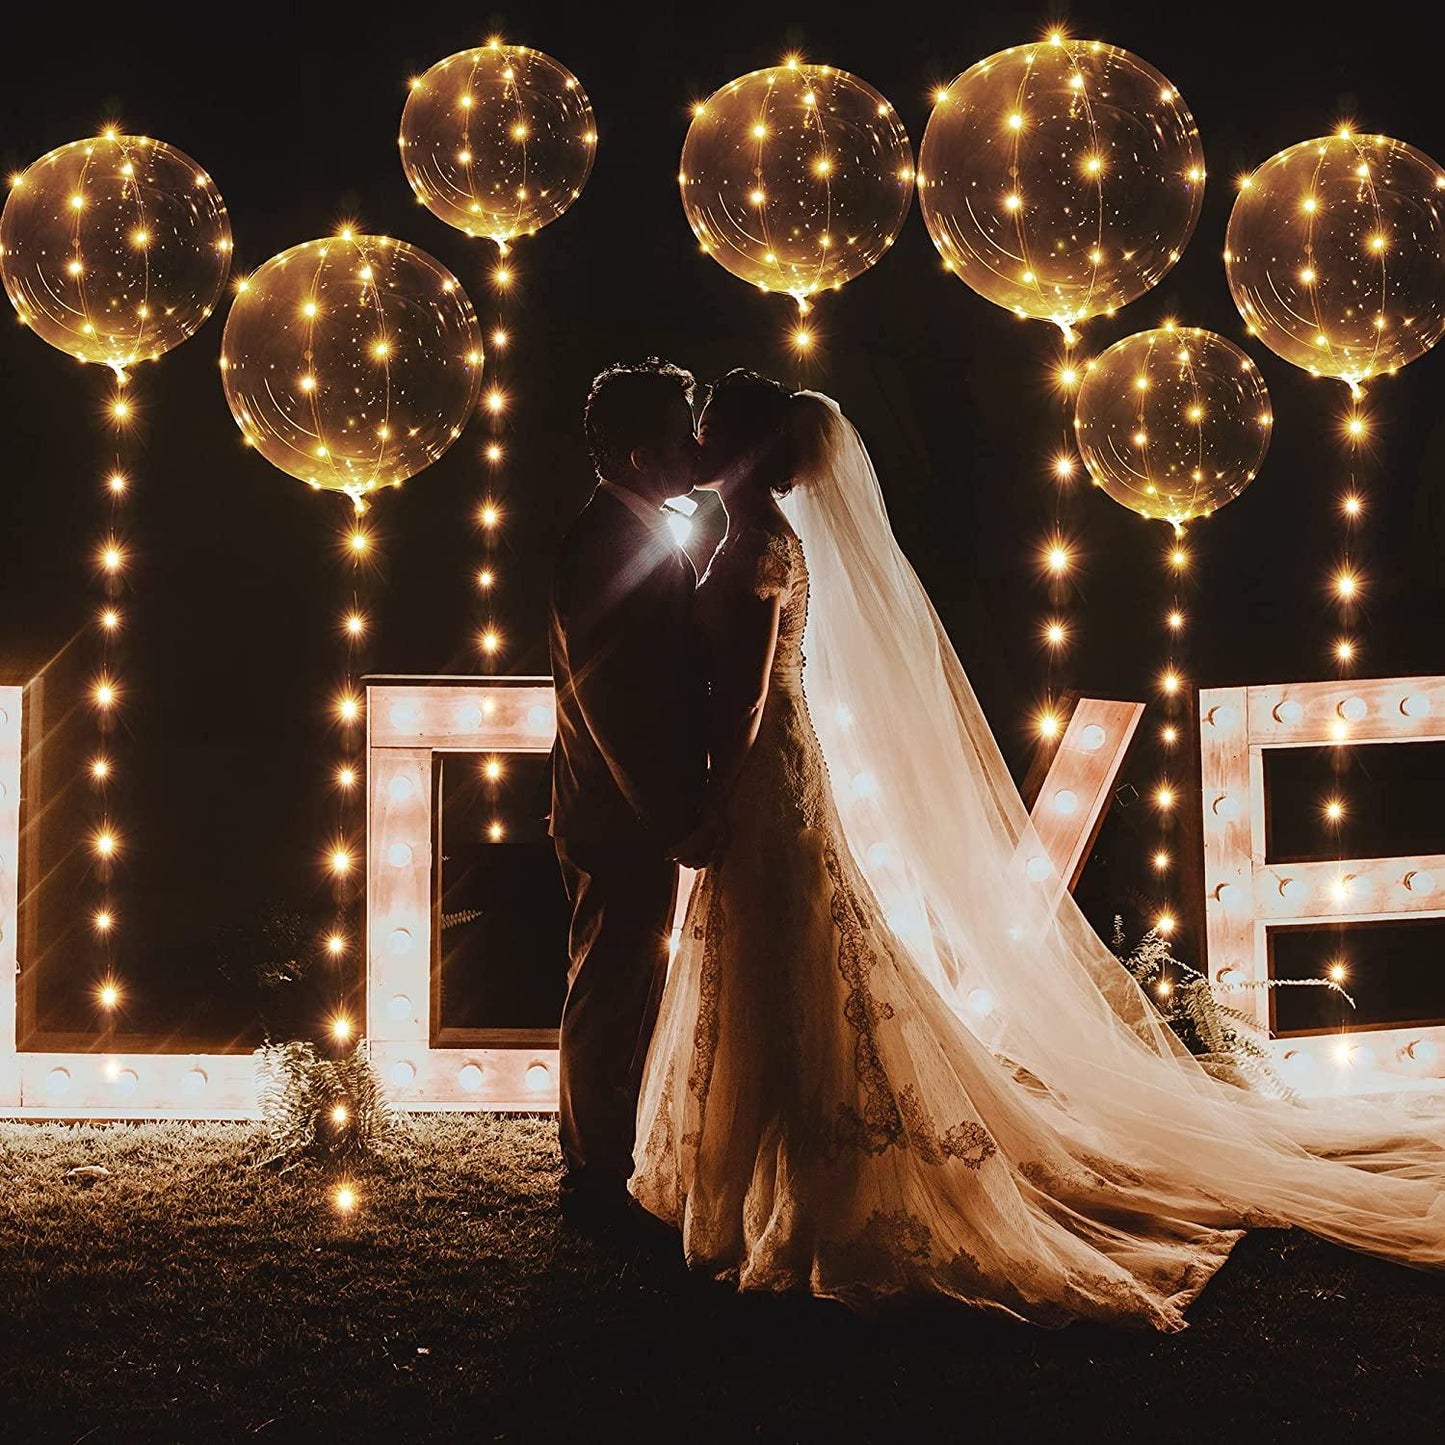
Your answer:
[0,675,1441,1119]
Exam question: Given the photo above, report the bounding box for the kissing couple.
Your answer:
[548,361,1445,1328]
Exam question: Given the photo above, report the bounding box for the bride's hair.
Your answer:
[783,392,835,494]
[703,369,832,497]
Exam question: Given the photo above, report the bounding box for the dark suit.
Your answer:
[549,485,707,1202]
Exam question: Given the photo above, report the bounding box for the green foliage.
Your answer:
[256,1039,398,1170]
[441,907,484,929]
[213,901,315,990]
[1110,918,1354,1099]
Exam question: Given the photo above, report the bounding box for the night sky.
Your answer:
[2,1,1442,1044]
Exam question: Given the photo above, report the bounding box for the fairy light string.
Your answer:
[91,379,137,1022]
[1039,352,1085,752]
[1333,404,1370,677]
[476,259,510,670]
[1318,403,1373,1040]
[1149,530,1191,983]
[325,509,377,1048]
[1153,466,1193,978]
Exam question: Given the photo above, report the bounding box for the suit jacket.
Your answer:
[549,486,708,848]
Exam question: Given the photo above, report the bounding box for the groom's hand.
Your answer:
[668,808,727,869]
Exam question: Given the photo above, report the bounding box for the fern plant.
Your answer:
[255,1039,397,1170]
[441,907,484,930]
[1110,919,1354,1099]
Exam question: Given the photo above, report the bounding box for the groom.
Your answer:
[548,359,719,1241]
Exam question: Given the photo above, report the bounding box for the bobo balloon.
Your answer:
[0,131,231,374]
[400,41,596,251]
[1226,130,1445,394]
[1073,326,1273,529]
[221,233,483,510]
[680,59,914,311]
[919,36,1203,340]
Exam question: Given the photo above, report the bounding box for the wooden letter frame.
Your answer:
[1200,676,1445,1094]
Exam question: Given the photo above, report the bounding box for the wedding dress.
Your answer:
[631,393,1445,1329]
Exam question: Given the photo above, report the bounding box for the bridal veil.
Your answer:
[778,392,1445,1271]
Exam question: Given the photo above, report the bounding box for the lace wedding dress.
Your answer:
[632,395,1445,1330]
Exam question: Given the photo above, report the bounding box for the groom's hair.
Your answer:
[585,359,696,481]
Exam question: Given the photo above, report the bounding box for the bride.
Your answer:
[631,371,1445,1330]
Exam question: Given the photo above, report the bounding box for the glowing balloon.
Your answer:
[1226,131,1445,392]
[399,41,596,249]
[1073,326,1272,528]
[918,36,1203,338]
[221,234,483,508]
[0,131,231,373]
[680,60,913,308]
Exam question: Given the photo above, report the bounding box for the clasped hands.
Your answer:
[666,787,729,869]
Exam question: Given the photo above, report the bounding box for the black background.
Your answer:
[437,752,569,1032]
[2,0,1442,1042]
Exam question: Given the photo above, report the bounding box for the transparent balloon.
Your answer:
[0,131,231,374]
[680,60,914,309]
[220,233,483,509]
[918,36,1203,339]
[400,41,596,250]
[1226,131,1445,393]
[1073,326,1272,528]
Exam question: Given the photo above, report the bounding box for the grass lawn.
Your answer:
[0,1114,1440,1443]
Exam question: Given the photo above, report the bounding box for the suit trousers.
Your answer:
[554,837,679,1201]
